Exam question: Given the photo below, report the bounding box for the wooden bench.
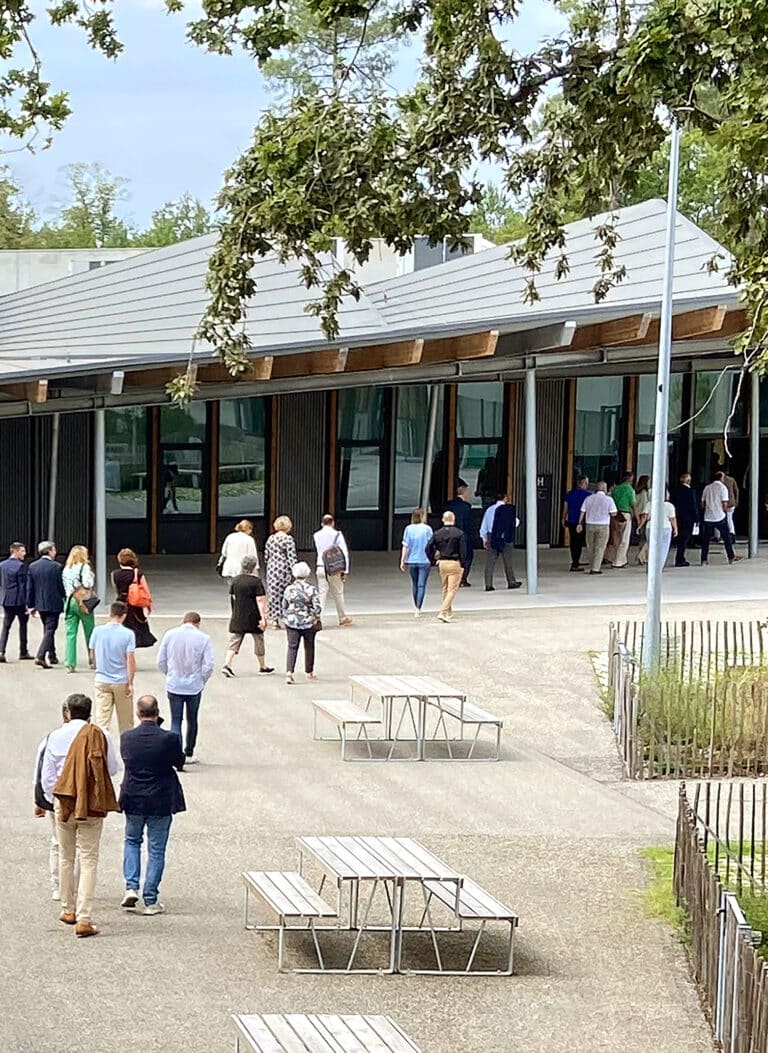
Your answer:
[312,699,382,760]
[402,877,518,975]
[232,1014,424,1053]
[243,871,338,972]
[428,697,503,760]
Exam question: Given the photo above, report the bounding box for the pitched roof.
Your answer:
[368,199,738,338]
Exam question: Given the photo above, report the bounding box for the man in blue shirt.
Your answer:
[562,476,591,571]
[157,611,214,764]
[89,601,136,737]
[445,479,476,587]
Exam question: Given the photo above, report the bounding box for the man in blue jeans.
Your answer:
[119,694,185,915]
[157,611,214,764]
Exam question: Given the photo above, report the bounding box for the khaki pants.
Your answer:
[94,682,133,737]
[586,524,610,573]
[438,560,462,618]
[55,801,103,923]
[317,569,347,622]
[606,514,632,567]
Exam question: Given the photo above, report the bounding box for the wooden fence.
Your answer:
[608,621,768,780]
[674,782,768,1052]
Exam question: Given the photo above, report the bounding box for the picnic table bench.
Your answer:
[233,1014,424,1053]
[243,871,337,972]
[311,699,382,760]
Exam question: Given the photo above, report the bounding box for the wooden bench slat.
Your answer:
[320,836,391,880]
[298,837,370,880]
[362,1017,423,1053]
[431,697,502,724]
[261,1016,316,1053]
[270,871,337,917]
[284,1015,341,1053]
[244,871,337,918]
[389,837,462,881]
[312,1016,367,1053]
[423,877,518,921]
[234,1015,286,1053]
[343,1016,419,1053]
[313,700,381,725]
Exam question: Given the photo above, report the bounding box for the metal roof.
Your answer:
[0,199,740,385]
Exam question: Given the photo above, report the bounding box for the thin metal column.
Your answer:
[94,409,107,602]
[420,385,439,511]
[47,412,60,542]
[643,119,681,670]
[750,371,760,558]
[524,366,538,595]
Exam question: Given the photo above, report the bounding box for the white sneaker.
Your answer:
[143,902,165,916]
[184,755,198,765]
[121,888,139,910]
[51,889,61,902]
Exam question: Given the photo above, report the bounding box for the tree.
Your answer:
[0,167,35,247]
[134,193,214,247]
[468,184,527,246]
[33,162,133,248]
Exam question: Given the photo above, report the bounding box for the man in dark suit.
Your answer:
[0,541,32,662]
[485,493,522,590]
[26,540,65,669]
[445,479,476,587]
[670,472,700,567]
[119,694,186,916]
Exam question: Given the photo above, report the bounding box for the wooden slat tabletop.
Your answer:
[233,1015,424,1053]
[297,836,460,882]
[350,675,464,700]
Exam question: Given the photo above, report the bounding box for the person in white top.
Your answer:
[313,514,352,627]
[33,698,72,900]
[576,482,617,574]
[219,520,259,581]
[700,472,740,565]
[646,493,678,571]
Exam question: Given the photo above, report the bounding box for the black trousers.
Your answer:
[701,518,735,563]
[0,605,28,655]
[675,520,695,565]
[37,610,60,661]
[461,544,474,584]
[567,523,586,568]
[286,626,318,674]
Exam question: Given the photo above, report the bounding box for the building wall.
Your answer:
[0,249,147,295]
[513,379,568,547]
[275,391,328,549]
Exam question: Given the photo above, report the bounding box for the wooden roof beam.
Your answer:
[569,313,654,353]
[421,330,499,365]
[345,339,424,373]
[270,347,348,379]
[198,357,274,384]
[0,378,48,403]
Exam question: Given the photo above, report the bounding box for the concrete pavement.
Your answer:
[0,597,729,1053]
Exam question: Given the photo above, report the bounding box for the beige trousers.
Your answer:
[586,524,610,572]
[55,802,103,923]
[317,569,347,622]
[607,515,633,567]
[438,560,462,618]
[94,681,133,737]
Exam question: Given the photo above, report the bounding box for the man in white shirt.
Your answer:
[313,514,352,627]
[33,698,72,900]
[40,693,119,935]
[701,472,740,565]
[157,611,215,763]
[576,482,617,574]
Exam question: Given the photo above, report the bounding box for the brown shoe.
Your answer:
[339,617,353,627]
[75,922,99,938]
[59,911,76,925]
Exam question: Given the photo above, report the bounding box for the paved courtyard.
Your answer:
[5,568,764,1052]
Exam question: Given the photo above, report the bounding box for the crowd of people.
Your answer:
[561,469,744,575]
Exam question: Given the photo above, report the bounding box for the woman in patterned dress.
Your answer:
[264,516,298,629]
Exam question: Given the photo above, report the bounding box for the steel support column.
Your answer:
[750,371,760,558]
[94,409,107,602]
[47,412,60,542]
[524,366,538,595]
[420,385,440,512]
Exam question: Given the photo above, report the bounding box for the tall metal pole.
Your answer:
[94,409,107,603]
[525,366,538,595]
[47,412,60,542]
[643,119,681,670]
[750,371,760,558]
[420,384,440,512]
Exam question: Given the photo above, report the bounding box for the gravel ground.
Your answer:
[0,601,724,1053]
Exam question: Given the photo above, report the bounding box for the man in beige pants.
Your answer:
[428,511,468,623]
[88,601,136,736]
[576,482,617,575]
[40,693,119,937]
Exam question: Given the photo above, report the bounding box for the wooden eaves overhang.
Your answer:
[0,304,746,415]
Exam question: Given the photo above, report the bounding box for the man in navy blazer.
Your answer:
[670,472,701,567]
[119,694,186,915]
[0,541,32,662]
[26,540,65,668]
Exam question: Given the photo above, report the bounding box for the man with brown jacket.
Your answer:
[41,693,119,937]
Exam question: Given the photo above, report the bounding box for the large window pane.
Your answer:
[338,387,384,440]
[338,446,380,511]
[694,371,745,435]
[160,447,202,515]
[457,382,503,438]
[637,374,684,434]
[219,397,266,516]
[394,386,444,514]
[458,441,503,507]
[160,402,206,443]
[574,376,624,485]
[105,407,147,519]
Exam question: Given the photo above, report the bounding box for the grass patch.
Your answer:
[639,846,689,942]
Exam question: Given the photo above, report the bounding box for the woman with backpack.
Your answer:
[112,548,156,648]
[62,545,97,672]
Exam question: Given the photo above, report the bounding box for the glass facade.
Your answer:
[105,407,148,519]
[457,382,504,507]
[694,371,745,435]
[574,377,624,485]
[636,374,685,434]
[159,402,206,444]
[218,397,267,516]
[337,388,385,513]
[394,386,444,514]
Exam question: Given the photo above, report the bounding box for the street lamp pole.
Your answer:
[643,118,682,670]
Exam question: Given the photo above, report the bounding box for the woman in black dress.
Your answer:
[112,548,157,648]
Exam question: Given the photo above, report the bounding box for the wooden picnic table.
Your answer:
[349,675,467,761]
[296,835,462,973]
[233,1014,424,1053]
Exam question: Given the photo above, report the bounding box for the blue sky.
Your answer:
[9,0,565,226]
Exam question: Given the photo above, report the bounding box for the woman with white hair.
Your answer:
[281,562,322,685]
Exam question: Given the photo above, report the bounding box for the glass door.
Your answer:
[156,403,210,553]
